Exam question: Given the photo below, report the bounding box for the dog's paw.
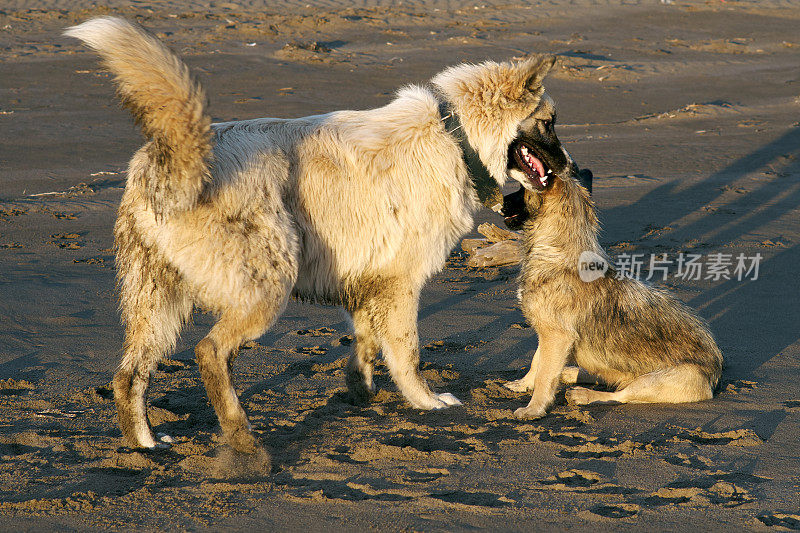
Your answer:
[434,392,463,408]
[565,386,591,405]
[514,405,547,419]
[228,426,259,455]
[155,432,174,448]
[505,379,533,393]
[409,392,462,410]
[215,444,271,479]
[345,373,376,404]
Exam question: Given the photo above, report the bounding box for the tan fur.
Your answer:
[65,16,557,451]
[432,55,555,185]
[64,17,211,219]
[508,174,724,419]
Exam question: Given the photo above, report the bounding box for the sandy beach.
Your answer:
[1,0,799,530]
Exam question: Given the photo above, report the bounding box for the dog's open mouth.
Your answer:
[512,141,552,190]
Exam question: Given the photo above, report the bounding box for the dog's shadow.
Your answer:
[597,126,800,379]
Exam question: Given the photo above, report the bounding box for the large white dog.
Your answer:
[66,16,560,455]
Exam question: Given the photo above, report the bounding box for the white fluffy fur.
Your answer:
[65,16,555,451]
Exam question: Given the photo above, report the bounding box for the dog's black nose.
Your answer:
[578,168,593,195]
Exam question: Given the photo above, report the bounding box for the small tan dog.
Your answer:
[501,168,723,419]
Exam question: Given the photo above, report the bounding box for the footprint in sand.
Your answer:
[537,430,640,459]
[382,432,476,455]
[539,469,641,495]
[403,468,449,483]
[296,345,327,355]
[296,327,336,337]
[642,479,753,508]
[422,340,464,352]
[156,358,192,374]
[48,233,82,249]
[674,427,763,447]
[540,469,637,495]
[275,41,340,65]
[311,357,348,373]
[50,211,78,220]
[664,453,715,470]
[641,486,701,506]
[0,378,34,396]
[72,256,105,265]
[590,503,639,519]
[283,473,412,503]
[429,490,512,508]
[757,513,800,530]
[784,400,800,412]
[723,379,757,394]
[705,481,754,507]
[540,469,602,489]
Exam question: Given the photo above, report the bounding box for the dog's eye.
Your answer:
[542,120,552,131]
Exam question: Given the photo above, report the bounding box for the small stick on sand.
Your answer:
[463,223,522,267]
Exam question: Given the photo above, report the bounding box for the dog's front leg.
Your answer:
[505,346,541,392]
[362,281,461,410]
[514,329,575,419]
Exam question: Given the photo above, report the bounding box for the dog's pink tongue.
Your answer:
[531,157,545,180]
[523,151,545,178]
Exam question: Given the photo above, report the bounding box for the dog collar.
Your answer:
[437,101,473,162]
[437,100,503,211]
[437,101,467,140]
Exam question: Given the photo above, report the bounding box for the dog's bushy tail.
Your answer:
[65,16,211,217]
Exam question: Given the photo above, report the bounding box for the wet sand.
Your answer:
[1,1,799,530]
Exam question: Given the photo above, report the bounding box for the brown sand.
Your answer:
[1,1,799,530]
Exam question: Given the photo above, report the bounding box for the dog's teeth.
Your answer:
[546,169,552,175]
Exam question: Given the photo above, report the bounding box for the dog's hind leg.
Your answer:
[115,248,192,449]
[560,366,601,386]
[566,364,714,405]
[345,307,380,403]
[195,298,287,454]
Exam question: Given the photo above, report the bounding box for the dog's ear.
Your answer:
[521,55,557,91]
[518,54,557,92]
